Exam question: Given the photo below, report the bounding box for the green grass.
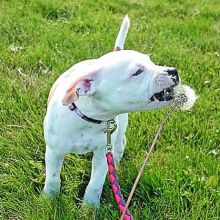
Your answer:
[0,0,219,219]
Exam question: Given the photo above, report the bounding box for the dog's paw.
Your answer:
[42,188,60,199]
[42,183,61,199]
[83,187,102,208]
[82,199,99,208]
[82,198,100,208]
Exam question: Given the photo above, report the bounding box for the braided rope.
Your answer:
[106,152,134,220]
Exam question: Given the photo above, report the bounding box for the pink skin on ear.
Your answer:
[62,82,79,106]
[62,71,98,106]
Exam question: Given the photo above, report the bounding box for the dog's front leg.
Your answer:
[114,135,126,164]
[83,148,107,207]
[43,146,65,198]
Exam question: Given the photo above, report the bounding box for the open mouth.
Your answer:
[149,87,174,102]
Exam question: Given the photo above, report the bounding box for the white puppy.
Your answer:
[43,15,179,206]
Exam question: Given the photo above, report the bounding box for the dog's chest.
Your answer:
[45,116,118,155]
[69,126,107,154]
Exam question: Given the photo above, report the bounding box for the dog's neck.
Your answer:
[74,96,120,121]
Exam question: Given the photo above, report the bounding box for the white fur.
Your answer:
[114,15,130,50]
[43,16,179,206]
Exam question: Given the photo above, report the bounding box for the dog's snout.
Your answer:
[167,68,179,85]
[167,68,178,76]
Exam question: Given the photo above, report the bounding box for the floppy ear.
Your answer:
[62,71,98,106]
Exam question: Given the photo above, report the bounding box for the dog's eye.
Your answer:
[132,68,144,76]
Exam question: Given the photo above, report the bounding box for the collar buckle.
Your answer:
[106,119,117,153]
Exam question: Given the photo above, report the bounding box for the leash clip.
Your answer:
[106,119,117,153]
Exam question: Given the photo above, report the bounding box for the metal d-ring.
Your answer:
[106,119,117,153]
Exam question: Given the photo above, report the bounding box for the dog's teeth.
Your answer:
[150,96,155,101]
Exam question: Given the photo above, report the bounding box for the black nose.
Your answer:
[167,68,179,85]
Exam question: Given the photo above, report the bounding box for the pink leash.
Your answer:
[107,152,133,220]
[105,120,134,220]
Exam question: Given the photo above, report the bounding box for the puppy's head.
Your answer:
[62,50,180,114]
